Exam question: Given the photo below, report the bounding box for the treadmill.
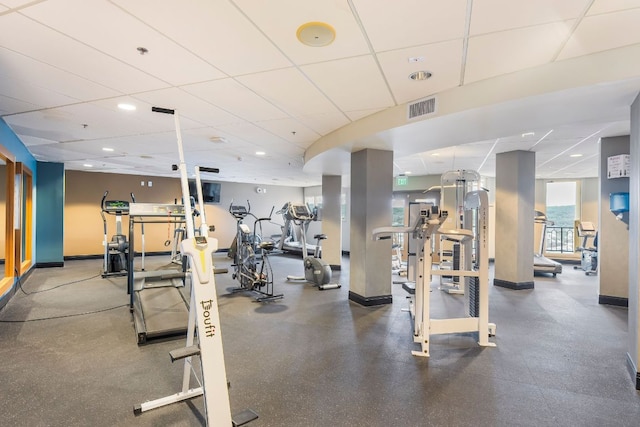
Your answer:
[534,211,563,276]
[276,202,319,255]
[128,203,190,345]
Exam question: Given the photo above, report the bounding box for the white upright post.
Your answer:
[138,107,234,426]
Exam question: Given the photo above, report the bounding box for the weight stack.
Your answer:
[465,276,480,317]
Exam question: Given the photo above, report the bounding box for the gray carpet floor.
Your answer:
[0,253,638,427]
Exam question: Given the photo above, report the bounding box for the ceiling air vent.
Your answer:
[407,96,437,121]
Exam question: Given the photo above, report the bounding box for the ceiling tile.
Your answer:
[377,39,463,104]
[233,0,370,64]
[301,55,394,111]
[254,117,320,147]
[465,21,574,83]
[237,67,344,117]
[0,0,34,8]
[587,0,640,15]
[112,0,292,76]
[352,0,468,52]
[557,8,640,59]
[181,78,289,122]
[0,13,166,94]
[296,111,350,136]
[21,0,226,86]
[132,88,243,127]
[470,0,590,35]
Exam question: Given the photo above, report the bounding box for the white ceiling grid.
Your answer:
[0,0,638,186]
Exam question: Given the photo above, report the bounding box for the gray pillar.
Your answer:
[629,93,640,389]
[494,150,535,290]
[599,136,630,306]
[349,149,393,306]
[322,175,342,269]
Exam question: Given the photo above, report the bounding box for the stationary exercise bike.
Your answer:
[228,201,283,302]
[284,203,340,290]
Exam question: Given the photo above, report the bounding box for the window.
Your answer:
[545,181,577,253]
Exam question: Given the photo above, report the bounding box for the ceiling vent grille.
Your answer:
[407,96,437,120]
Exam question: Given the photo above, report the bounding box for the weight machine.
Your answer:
[437,170,481,294]
[373,190,496,357]
[133,106,257,426]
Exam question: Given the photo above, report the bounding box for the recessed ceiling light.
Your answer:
[405,171,412,174]
[296,22,336,47]
[118,103,136,111]
[102,147,114,152]
[256,151,266,156]
[83,164,93,168]
[431,153,440,156]
[209,136,228,143]
[409,70,432,81]
[570,154,583,158]
[522,132,535,137]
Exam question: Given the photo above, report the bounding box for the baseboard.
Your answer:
[348,291,392,306]
[599,295,628,307]
[35,262,64,268]
[493,278,534,290]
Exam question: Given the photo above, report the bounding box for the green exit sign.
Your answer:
[396,176,408,186]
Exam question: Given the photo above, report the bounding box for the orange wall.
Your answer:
[64,170,304,257]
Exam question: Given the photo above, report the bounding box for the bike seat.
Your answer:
[314,234,327,240]
[259,241,275,251]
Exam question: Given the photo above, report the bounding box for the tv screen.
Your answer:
[188,180,221,204]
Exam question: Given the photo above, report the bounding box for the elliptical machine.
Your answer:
[284,203,340,290]
[574,221,598,275]
[101,191,132,278]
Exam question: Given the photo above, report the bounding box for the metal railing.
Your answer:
[545,226,574,254]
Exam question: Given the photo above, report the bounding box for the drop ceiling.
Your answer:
[1,0,639,186]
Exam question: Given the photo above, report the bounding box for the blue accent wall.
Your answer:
[35,162,64,266]
[0,119,37,174]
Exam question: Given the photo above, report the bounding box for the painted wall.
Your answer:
[64,170,303,257]
[599,136,630,301]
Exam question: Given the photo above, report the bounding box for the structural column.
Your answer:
[35,161,65,267]
[494,150,535,290]
[321,175,342,270]
[628,93,640,389]
[349,149,393,306]
[599,135,630,306]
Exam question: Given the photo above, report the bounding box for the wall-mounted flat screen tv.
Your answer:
[188,180,221,204]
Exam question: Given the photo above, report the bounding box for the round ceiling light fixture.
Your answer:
[409,70,432,81]
[296,22,336,47]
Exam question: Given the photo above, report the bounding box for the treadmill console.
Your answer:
[104,200,130,214]
[577,221,597,236]
[287,203,313,221]
[229,205,248,219]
